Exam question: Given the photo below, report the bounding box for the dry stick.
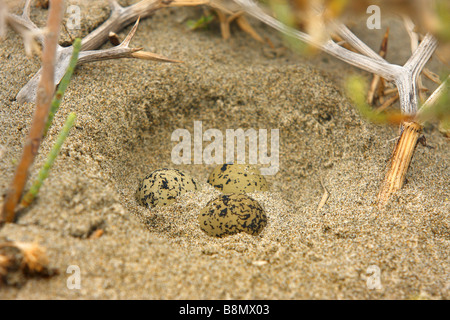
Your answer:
[367,27,389,105]
[235,15,264,43]
[403,16,428,103]
[234,0,402,81]
[0,0,6,38]
[377,122,423,207]
[378,76,449,207]
[384,88,398,96]
[9,0,261,103]
[6,0,43,57]
[400,33,438,114]
[423,68,441,85]
[236,0,438,114]
[376,35,438,207]
[377,93,399,112]
[216,9,231,40]
[214,6,263,42]
[377,78,386,104]
[317,179,330,212]
[333,23,387,63]
[331,34,358,53]
[77,17,183,64]
[1,0,64,225]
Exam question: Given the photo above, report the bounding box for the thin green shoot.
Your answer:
[21,112,77,207]
[43,38,81,137]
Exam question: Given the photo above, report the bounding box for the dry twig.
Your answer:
[316,179,330,212]
[367,27,389,106]
[0,0,6,39]
[403,16,428,103]
[377,122,423,206]
[378,75,449,207]
[377,93,399,112]
[1,0,65,225]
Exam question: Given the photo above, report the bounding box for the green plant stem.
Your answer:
[21,113,77,207]
[43,38,81,137]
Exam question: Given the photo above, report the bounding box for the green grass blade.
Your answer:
[21,112,77,207]
[43,38,81,137]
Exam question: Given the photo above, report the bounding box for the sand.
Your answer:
[0,1,448,299]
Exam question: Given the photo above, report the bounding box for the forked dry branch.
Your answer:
[234,0,446,207]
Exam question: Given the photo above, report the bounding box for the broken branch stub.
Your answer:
[377,122,423,207]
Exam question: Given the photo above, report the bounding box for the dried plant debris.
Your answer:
[35,0,49,9]
[0,241,58,287]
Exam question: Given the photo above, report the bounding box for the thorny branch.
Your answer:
[77,17,182,64]
[7,0,185,104]
[6,0,255,104]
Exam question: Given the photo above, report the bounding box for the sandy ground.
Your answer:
[0,1,449,299]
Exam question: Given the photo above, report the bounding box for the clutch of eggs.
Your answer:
[136,165,269,237]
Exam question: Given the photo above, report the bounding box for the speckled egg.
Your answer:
[136,168,198,208]
[207,164,269,194]
[199,193,267,237]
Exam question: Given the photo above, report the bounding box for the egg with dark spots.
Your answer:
[136,168,198,208]
[199,193,267,237]
[207,164,269,194]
